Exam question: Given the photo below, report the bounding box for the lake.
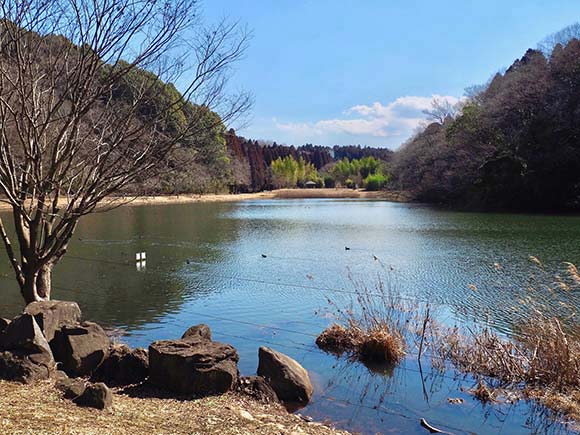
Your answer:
[2,199,580,434]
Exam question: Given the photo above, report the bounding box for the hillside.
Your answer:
[391,36,580,212]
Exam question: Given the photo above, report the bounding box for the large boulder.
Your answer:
[51,322,110,377]
[94,344,148,385]
[73,382,112,410]
[149,338,239,396]
[257,347,313,403]
[0,314,55,383]
[0,313,53,356]
[182,324,212,342]
[24,300,82,342]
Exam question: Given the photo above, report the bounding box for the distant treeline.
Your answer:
[391,29,580,212]
[225,132,393,192]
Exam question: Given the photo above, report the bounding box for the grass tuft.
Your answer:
[316,273,409,365]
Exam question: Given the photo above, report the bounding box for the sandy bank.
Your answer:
[0,189,412,212]
[0,379,350,435]
[108,188,412,207]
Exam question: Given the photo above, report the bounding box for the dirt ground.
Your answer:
[0,379,352,435]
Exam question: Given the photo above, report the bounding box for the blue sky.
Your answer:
[200,0,580,149]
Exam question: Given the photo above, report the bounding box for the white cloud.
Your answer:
[275,94,461,143]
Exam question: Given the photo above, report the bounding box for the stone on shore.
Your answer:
[0,314,55,383]
[257,347,313,403]
[24,300,82,342]
[0,313,54,356]
[0,350,53,383]
[182,324,212,342]
[56,375,87,400]
[238,375,280,404]
[94,343,148,385]
[0,318,10,334]
[149,338,239,396]
[73,382,112,410]
[51,321,110,377]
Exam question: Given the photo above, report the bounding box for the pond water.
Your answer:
[2,199,580,434]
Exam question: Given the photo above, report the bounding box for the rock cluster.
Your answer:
[1,304,315,413]
[0,301,114,409]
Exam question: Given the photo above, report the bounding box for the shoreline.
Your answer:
[0,189,412,211]
[111,188,412,207]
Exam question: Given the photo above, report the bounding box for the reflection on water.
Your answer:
[2,199,580,434]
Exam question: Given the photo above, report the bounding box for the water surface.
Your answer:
[2,199,579,434]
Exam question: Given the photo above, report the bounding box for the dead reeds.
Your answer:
[318,259,580,424]
[316,273,410,365]
[427,259,580,421]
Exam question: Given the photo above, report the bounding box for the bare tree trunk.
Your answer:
[21,263,52,304]
[36,263,53,301]
[22,272,39,304]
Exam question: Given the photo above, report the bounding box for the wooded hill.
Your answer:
[391,35,580,212]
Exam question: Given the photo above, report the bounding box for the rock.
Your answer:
[0,350,53,383]
[257,347,313,403]
[0,314,55,383]
[56,376,87,400]
[182,324,212,342]
[94,344,148,385]
[24,301,82,342]
[237,376,280,404]
[0,318,10,334]
[235,408,255,422]
[73,382,112,410]
[51,322,110,377]
[149,339,239,396]
[0,314,53,356]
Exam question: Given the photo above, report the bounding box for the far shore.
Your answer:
[115,188,413,207]
[0,189,413,211]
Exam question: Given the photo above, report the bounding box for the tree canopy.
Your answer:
[392,36,580,211]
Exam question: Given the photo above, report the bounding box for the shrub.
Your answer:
[345,178,355,189]
[323,175,335,188]
[364,174,387,191]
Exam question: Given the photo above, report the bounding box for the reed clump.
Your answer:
[429,259,580,421]
[317,321,405,364]
[316,275,408,365]
[432,313,580,419]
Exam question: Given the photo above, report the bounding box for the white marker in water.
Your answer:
[136,252,147,270]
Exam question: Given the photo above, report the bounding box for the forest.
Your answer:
[391,27,580,211]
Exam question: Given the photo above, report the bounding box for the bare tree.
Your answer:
[0,0,252,303]
[538,22,580,56]
[422,97,459,124]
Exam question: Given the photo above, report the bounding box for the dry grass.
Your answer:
[318,260,580,426]
[426,260,580,424]
[316,274,410,365]
[317,322,405,364]
[430,314,580,422]
[272,188,411,201]
[471,380,496,403]
[0,380,351,435]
